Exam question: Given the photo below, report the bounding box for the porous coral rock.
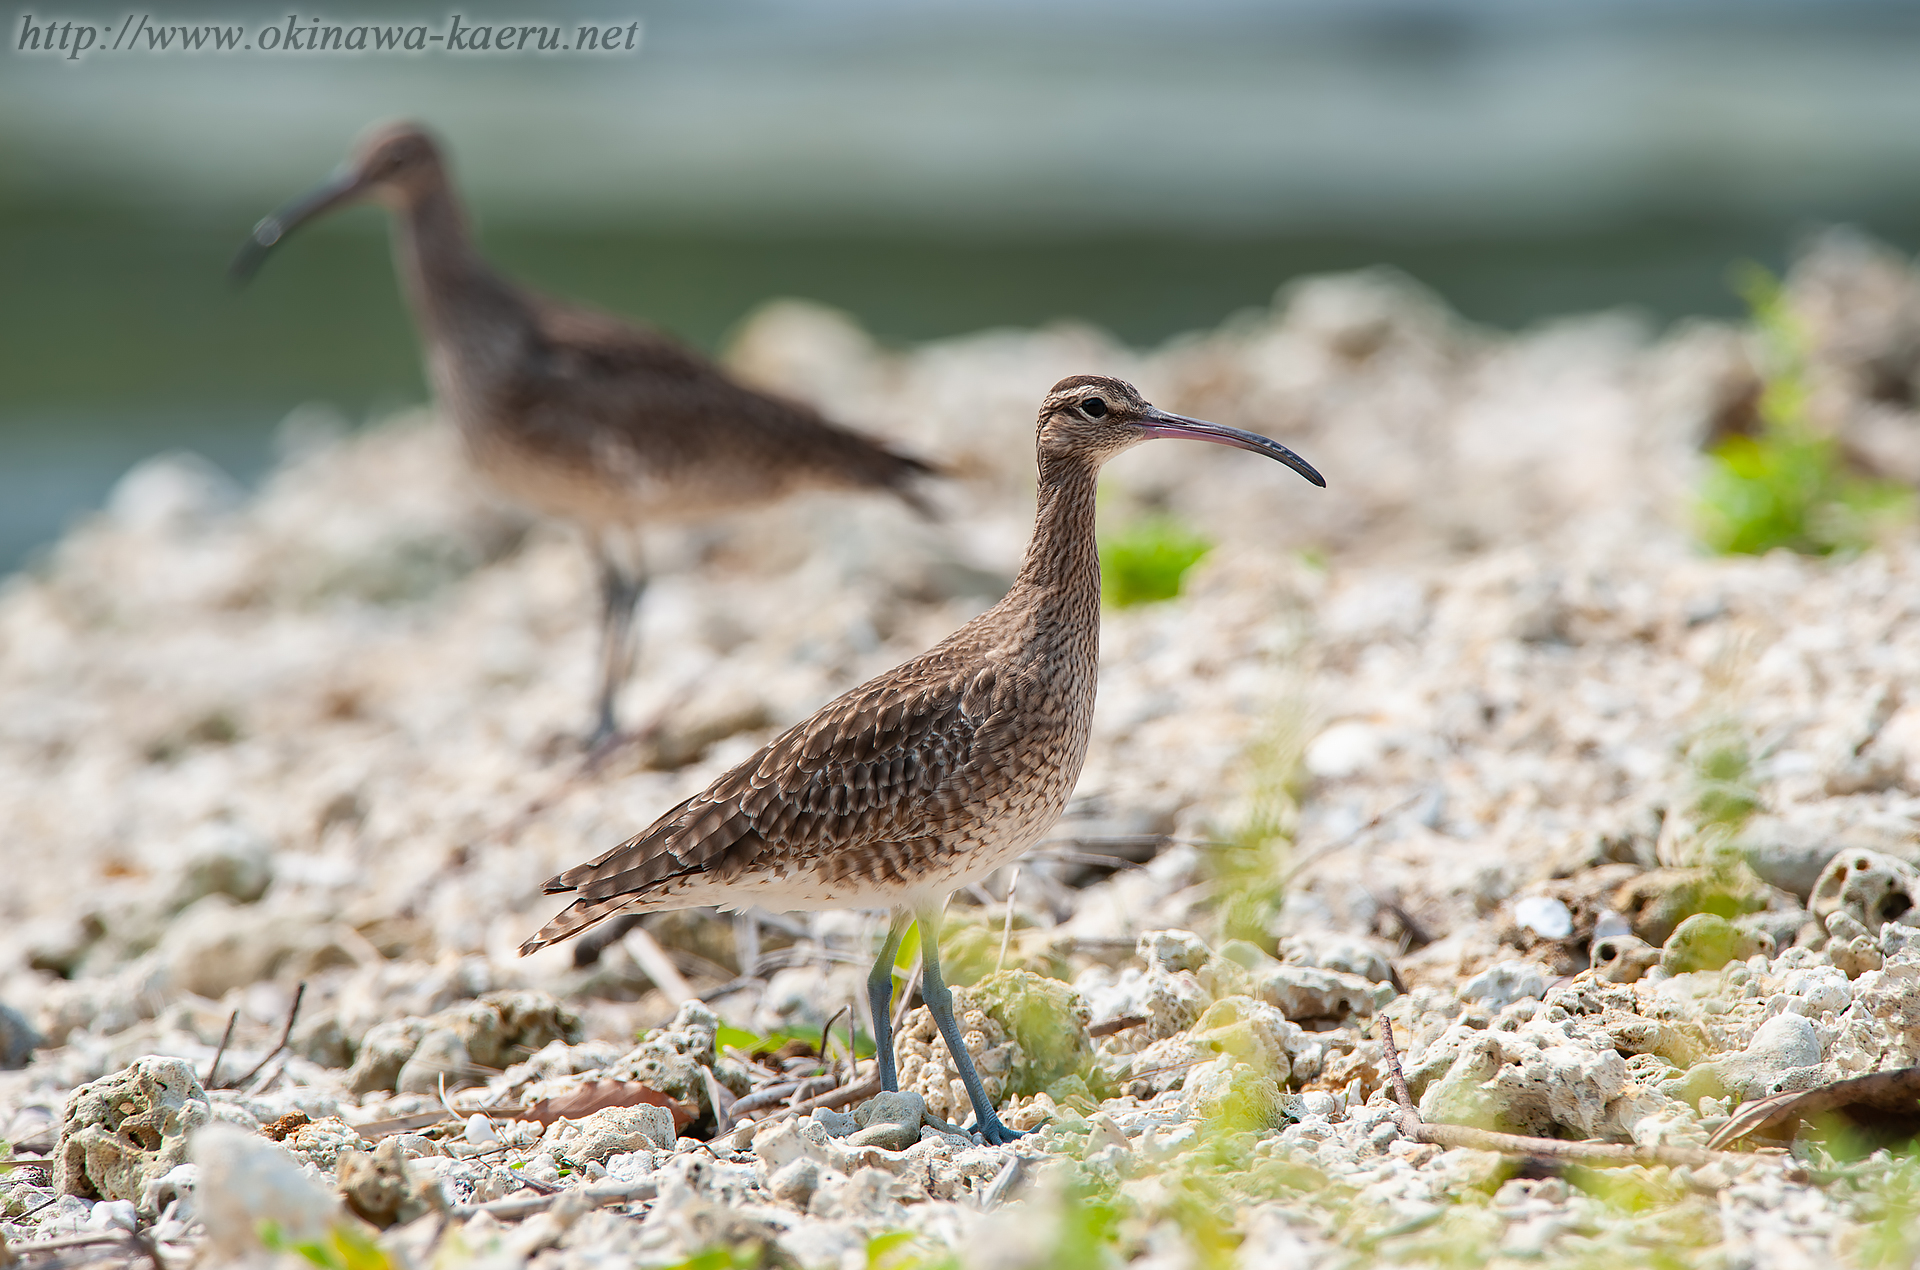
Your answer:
[13,240,1920,1268]
[894,999,1016,1128]
[280,1117,367,1172]
[430,989,583,1070]
[337,1136,435,1228]
[1810,848,1920,934]
[344,1017,429,1095]
[1826,911,1885,978]
[1670,1013,1825,1104]
[1073,958,1208,1049]
[1139,929,1213,975]
[395,1026,472,1094]
[1178,1053,1287,1128]
[1278,932,1397,984]
[542,1102,676,1166]
[1459,960,1549,1012]
[1114,994,1313,1100]
[342,989,582,1095]
[1252,963,1381,1021]
[1591,933,1661,983]
[1414,1012,1633,1139]
[958,970,1094,1097]
[605,999,749,1123]
[54,1056,211,1211]
[1825,959,1920,1075]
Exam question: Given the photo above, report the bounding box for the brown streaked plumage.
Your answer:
[234,122,935,747]
[522,374,1324,1144]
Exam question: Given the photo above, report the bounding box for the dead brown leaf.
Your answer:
[1708,1063,1920,1150]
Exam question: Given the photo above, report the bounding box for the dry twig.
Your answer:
[222,982,306,1090]
[205,1009,238,1089]
[448,1177,658,1221]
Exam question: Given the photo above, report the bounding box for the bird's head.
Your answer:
[1036,374,1325,487]
[232,121,448,280]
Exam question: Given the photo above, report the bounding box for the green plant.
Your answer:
[1098,516,1213,608]
[1854,1150,1920,1267]
[258,1221,394,1270]
[1696,264,1911,556]
[1208,705,1310,951]
[1047,1186,1128,1270]
[714,1019,872,1064]
[657,1246,781,1270]
[1683,718,1762,843]
[864,1230,960,1270]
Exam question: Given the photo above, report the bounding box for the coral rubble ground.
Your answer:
[6,233,1920,1268]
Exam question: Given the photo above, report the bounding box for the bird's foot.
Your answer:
[581,726,639,772]
[581,713,672,774]
[967,1110,1028,1146]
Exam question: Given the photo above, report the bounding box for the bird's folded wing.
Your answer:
[524,298,934,498]
[539,656,1011,912]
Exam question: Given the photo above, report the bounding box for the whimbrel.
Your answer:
[233,122,935,748]
[521,375,1323,1143]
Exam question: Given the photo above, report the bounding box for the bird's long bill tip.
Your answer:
[227,220,283,283]
[228,168,365,285]
[1140,409,1326,487]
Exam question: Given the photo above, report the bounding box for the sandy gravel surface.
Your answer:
[4,231,1920,1269]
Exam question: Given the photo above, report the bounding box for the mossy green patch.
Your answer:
[957,969,1094,1097]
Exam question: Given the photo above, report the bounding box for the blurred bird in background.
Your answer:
[235,122,938,753]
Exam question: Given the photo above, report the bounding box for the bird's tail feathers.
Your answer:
[517,893,637,956]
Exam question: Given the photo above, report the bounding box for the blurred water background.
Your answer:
[4,0,1920,569]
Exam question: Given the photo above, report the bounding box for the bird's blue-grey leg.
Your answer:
[589,534,647,750]
[915,904,1026,1145]
[868,910,913,1092]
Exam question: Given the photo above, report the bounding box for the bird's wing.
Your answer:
[520,653,1015,953]
[509,298,936,506]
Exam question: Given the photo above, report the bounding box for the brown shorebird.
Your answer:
[521,375,1322,1143]
[233,122,935,748]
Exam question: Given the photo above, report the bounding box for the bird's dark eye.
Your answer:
[1081,397,1107,418]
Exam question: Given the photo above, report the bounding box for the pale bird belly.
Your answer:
[449,403,817,528]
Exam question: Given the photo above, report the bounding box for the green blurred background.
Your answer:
[5,0,1920,568]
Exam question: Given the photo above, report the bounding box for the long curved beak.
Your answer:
[230,166,369,282]
[1139,408,1325,488]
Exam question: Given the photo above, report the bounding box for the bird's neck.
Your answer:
[1008,452,1104,638]
[392,180,524,343]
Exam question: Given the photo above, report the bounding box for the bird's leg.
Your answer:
[867,910,913,1093]
[915,904,1026,1145]
[587,533,648,751]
